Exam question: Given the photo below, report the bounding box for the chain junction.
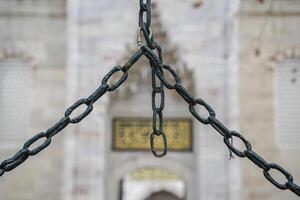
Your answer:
[0,0,300,197]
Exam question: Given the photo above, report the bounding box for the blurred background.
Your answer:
[0,0,300,200]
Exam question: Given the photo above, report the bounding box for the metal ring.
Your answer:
[139,0,151,28]
[102,66,128,91]
[223,131,252,157]
[152,87,164,112]
[264,163,294,190]
[152,111,163,135]
[65,98,93,124]
[189,98,215,124]
[150,132,168,158]
[23,132,51,156]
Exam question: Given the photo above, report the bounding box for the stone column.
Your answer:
[64,0,137,199]
[157,0,240,199]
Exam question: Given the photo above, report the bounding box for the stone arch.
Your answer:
[113,157,192,182]
[270,47,300,64]
[114,158,189,200]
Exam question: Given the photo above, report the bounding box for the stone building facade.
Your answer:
[0,1,66,200]
[0,0,299,200]
[239,1,300,200]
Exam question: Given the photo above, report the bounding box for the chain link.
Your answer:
[0,0,299,197]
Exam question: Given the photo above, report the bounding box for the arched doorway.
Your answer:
[145,191,181,200]
[121,167,186,200]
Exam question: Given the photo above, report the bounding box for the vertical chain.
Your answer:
[150,60,167,157]
[139,0,155,49]
[139,0,168,157]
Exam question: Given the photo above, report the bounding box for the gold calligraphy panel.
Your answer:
[130,168,182,181]
[113,118,192,151]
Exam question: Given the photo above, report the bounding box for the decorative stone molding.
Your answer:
[0,47,37,69]
[113,157,192,182]
[110,4,195,101]
[270,47,300,64]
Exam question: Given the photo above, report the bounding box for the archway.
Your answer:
[145,191,181,200]
[121,167,186,200]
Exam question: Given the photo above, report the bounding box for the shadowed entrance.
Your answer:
[145,191,181,200]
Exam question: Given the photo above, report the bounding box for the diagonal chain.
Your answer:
[139,32,300,196]
[0,49,143,177]
[0,0,299,197]
[139,0,168,157]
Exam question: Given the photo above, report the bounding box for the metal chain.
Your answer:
[0,0,299,197]
[138,0,168,157]
[150,62,167,157]
[139,0,155,49]
[0,49,143,177]
[141,40,300,196]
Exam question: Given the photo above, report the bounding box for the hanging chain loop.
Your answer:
[148,37,167,156]
[150,131,168,158]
